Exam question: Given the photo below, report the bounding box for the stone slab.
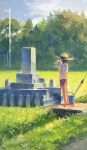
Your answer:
[48,88,61,94]
[22,47,36,73]
[39,78,45,83]
[11,83,34,89]
[16,73,39,83]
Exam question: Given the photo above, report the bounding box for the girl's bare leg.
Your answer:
[61,84,68,106]
[64,80,69,104]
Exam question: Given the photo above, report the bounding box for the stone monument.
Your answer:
[0,47,61,107]
[22,47,36,73]
[12,47,45,89]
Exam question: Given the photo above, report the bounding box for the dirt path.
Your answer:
[53,103,87,111]
[62,136,87,150]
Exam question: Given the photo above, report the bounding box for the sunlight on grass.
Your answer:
[1,109,87,150]
[37,71,87,97]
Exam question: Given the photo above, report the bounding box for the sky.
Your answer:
[0,0,87,24]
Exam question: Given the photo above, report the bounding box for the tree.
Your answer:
[23,19,33,37]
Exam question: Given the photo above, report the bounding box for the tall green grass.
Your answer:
[0,107,87,150]
[0,107,53,139]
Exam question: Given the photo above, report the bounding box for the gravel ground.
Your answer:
[62,136,87,150]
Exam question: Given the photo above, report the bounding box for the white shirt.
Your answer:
[59,63,68,80]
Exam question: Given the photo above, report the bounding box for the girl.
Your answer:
[56,53,74,107]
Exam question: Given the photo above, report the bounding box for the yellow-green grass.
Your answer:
[0,107,87,150]
[0,70,87,97]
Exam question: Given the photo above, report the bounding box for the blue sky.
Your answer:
[0,0,87,24]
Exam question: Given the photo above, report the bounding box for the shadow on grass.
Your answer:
[0,110,56,146]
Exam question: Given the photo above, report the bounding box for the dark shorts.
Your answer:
[60,79,67,86]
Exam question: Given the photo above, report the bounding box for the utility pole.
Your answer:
[8,8,11,67]
[5,8,11,67]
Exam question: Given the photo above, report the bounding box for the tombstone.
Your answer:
[2,93,7,106]
[39,78,45,83]
[26,94,31,106]
[49,79,55,88]
[10,94,14,106]
[34,93,40,106]
[16,47,39,84]
[30,94,35,107]
[22,95,26,107]
[2,93,10,106]
[14,95,19,107]
[0,91,3,106]
[6,94,10,106]
[5,79,10,88]
[43,82,47,88]
[22,47,36,74]
[18,95,23,107]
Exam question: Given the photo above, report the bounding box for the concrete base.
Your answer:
[0,88,47,107]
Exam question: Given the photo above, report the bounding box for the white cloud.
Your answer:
[24,0,62,21]
[24,0,87,24]
[0,0,87,24]
[83,0,87,3]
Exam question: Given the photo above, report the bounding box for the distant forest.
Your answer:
[0,10,87,70]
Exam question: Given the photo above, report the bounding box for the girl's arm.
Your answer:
[55,59,62,70]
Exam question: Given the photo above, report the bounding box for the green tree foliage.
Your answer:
[0,10,87,70]
[23,19,33,37]
[0,18,21,49]
[0,19,22,67]
[35,11,87,70]
[0,18,21,37]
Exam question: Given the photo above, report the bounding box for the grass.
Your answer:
[0,107,53,139]
[76,94,87,103]
[0,107,87,150]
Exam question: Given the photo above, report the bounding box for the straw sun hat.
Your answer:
[60,53,74,61]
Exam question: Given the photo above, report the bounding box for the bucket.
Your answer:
[69,95,75,105]
[61,95,75,105]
